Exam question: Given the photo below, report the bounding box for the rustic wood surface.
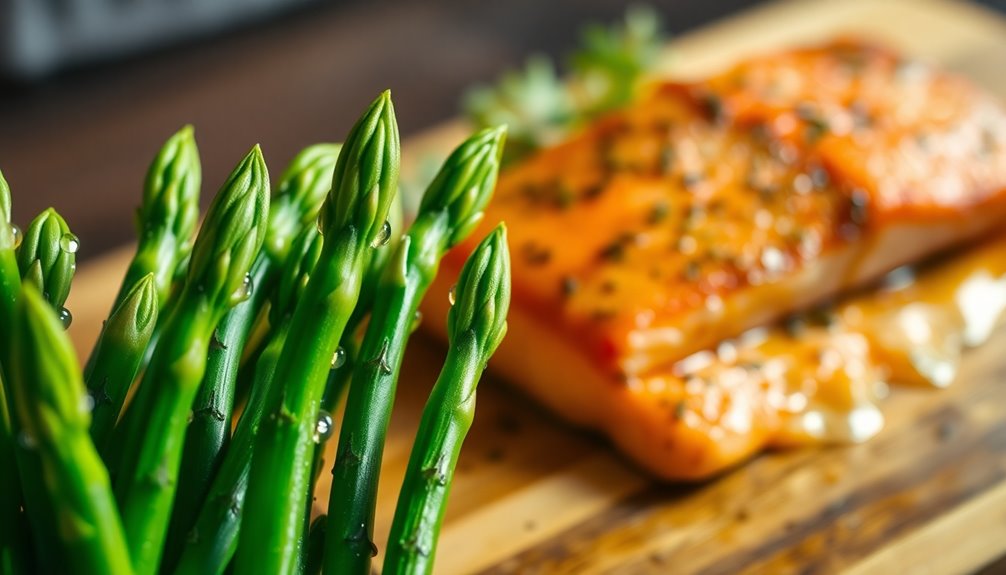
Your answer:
[65,0,1006,573]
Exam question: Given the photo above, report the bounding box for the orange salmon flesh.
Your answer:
[424,40,1006,480]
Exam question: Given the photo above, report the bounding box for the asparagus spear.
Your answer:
[308,191,404,490]
[168,144,342,554]
[383,224,510,574]
[235,90,400,575]
[9,285,132,575]
[304,515,328,575]
[16,208,77,317]
[85,274,158,454]
[112,125,201,311]
[114,146,269,575]
[7,206,79,571]
[0,170,25,575]
[0,382,30,575]
[170,221,324,575]
[325,125,506,574]
[0,175,27,573]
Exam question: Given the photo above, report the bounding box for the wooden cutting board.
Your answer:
[67,0,1006,572]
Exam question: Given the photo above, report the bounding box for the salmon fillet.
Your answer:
[424,40,1006,479]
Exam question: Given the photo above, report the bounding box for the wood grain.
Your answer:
[66,0,1006,573]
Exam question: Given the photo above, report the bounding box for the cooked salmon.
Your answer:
[424,40,1006,479]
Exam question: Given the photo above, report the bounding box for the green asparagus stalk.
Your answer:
[7,206,77,571]
[0,170,24,575]
[308,191,404,492]
[344,190,404,342]
[0,165,20,512]
[97,129,200,466]
[171,209,326,575]
[16,208,77,316]
[234,90,400,575]
[85,274,158,454]
[325,124,506,574]
[114,145,269,575]
[0,193,29,575]
[383,224,510,574]
[0,381,30,575]
[9,285,132,575]
[167,144,342,556]
[112,125,201,311]
[304,515,328,575]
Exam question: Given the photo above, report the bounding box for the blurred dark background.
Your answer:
[1,0,1004,262]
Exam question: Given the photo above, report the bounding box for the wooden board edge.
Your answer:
[847,480,1006,575]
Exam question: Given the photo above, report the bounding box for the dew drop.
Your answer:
[410,310,423,333]
[448,285,457,306]
[10,225,22,249]
[314,411,334,443]
[370,221,392,248]
[235,274,254,302]
[316,217,325,236]
[58,307,73,329]
[59,232,80,254]
[331,346,346,369]
[81,394,95,413]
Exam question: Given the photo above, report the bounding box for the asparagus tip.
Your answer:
[322,90,401,247]
[186,144,270,310]
[447,222,511,359]
[418,124,507,248]
[17,207,76,309]
[113,272,159,336]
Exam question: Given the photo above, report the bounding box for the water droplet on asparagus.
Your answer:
[10,225,21,249]
[448,285,457,306]
[81,394,95,413]
[235,274,253,302]
[371,220,392,248]
[410,310,423,333]
[314,411,334,443]
[58,307,73,329]
[316,217,325,236]
[331,346,346,369]
[59,232,80,254]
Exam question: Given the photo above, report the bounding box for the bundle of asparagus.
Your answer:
[0,91,511,575]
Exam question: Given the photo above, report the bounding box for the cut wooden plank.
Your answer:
[67,0,1006,572]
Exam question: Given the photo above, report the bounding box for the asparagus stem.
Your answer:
[235,90,400,575]
[114,146,269,575]
[7,205,79,571]
[172,319,289,575]
[383,224,510,575]
[0,169,28,575]
[305,191,404,510]
[303,515,328,575]
[10,286,133,575]
[324,125,506,574]
[85,274,158,456]
[0,377,31,575]
[166,144,342,558]
[172,224,323,575]
[162,257,269,560]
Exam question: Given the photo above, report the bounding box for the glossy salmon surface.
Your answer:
[426,41,1006,479]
